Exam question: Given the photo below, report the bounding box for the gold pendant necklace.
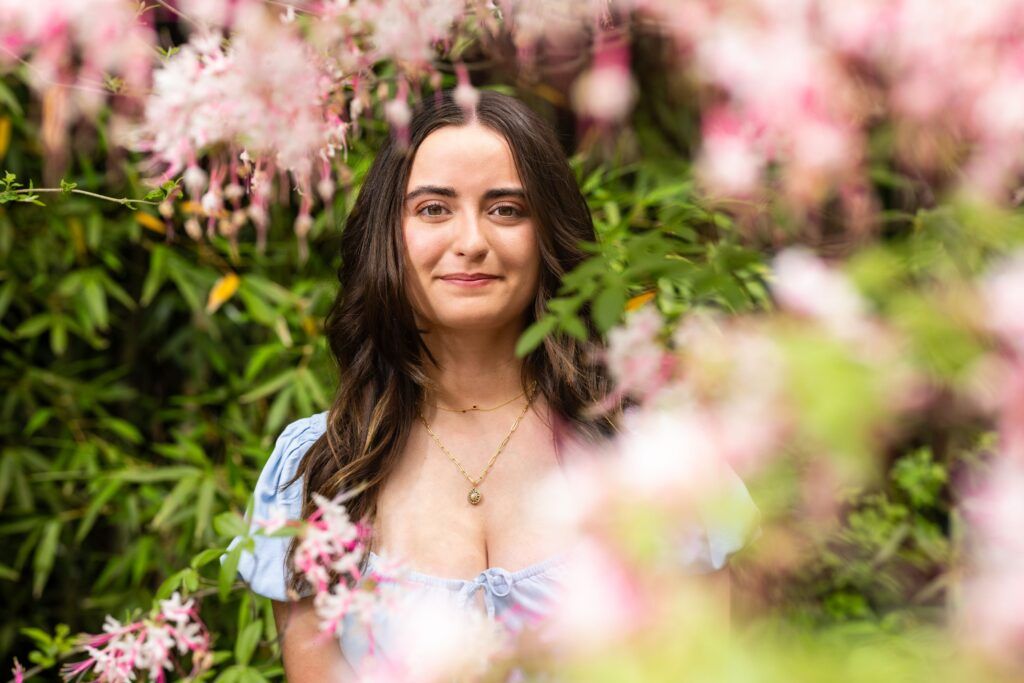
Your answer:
[418,381,538,505]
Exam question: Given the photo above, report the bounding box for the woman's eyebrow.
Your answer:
[404,185,526,202]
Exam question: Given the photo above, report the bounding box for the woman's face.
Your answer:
[402,123,541,333]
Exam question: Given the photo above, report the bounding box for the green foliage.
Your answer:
[787,446,956,626]
[517,157,768,355]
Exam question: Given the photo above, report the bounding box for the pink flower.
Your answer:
[604,304,673,402]
[958,457,1024,664]
[61,593,211,683]
[982,249,1024,355]
[771,247,868,341]
[543,538,645,653]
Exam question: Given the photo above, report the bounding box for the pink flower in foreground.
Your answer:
[60,592,211,683]
[696,107,765,198]
[771,247,868,340]
[958,457,1024,665]
[292,491,367,593]
[982,249,1024,356]
[354,589,512,683]
[604,304,674,403]
[542,538,645,653]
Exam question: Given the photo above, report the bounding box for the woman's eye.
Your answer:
[493,205,523,218]
[418,203,448,217]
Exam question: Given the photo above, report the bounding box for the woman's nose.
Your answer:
[452,210,488,257]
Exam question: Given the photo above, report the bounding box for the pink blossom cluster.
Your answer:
[60,592,212,683]
[353,590,512,683]
[602,249,919,478]
[956,250,1024,665]
[285,491,398,645]
[130,3,346,257]
[631,0,1024,222]
[0,0,153,158]
[262,488,515,678]
[127,0,473,256]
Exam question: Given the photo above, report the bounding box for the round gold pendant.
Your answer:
[467,488,482,505]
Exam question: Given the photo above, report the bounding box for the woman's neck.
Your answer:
[420,325,529,411]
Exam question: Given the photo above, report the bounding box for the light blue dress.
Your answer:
[224,411,761,670]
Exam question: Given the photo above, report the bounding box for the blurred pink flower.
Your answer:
[542,538,645,653]
[771,247,869,341]
[982,249,1024,356]
[958,457,1024,665]
[354,589,512,683]
[604,304,674,402]
[571,32,637,124]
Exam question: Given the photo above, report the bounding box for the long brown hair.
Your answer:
[283,88,624,593]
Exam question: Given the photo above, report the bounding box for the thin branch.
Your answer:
[11,188,160,207]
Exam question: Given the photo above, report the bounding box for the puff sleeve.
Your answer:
[222,411,328,601]
[674,460,762,574]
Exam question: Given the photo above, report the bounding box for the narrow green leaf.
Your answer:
[155,568,188,601]
[194,476,217,541]
[190,546,228,570]
[141,246,168,306]
[239,369,296,404]
[234,622,263,666]
[151,475,198,529]
[593,285,627,333]
[75,479,123,543]
[265,384,294,437]
[24,408,54,436]
[81,278,108,330]
[0,280,15,321]
[49,316,67,355]
[14,314,52,338]
[32,520,61,597]
[515,316,557,356]
[560,314,589,341]
[219,543,243,601]
[213,511,249,539]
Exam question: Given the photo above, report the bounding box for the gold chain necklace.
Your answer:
[417,381,538,506]
[434,386,528,413]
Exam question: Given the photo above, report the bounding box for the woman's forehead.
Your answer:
[407,124,522,190]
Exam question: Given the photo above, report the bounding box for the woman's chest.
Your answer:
[371,410,574,577]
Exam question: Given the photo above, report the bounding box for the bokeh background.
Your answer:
[1,1,1023,681]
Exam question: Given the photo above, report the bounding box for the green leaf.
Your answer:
[32,520,61,597]
[194,476,216,541]
[75,479,123,543]
[141,246,168,306]
[0,280,16,321]
[155,568,190,601]
[49,316,67,355]
[24,408,54,436]
[234,622,263,666]
[239,369,296,403]
[515,316,556,356]
[219,543,243,601]
[151,475,198,529]
[213,511,250,539]
[191,546,229,570]
[14,314,52,338]
[560,314,588,341]
[593,285,627,333]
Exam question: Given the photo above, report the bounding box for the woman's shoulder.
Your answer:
[253,411,329,508]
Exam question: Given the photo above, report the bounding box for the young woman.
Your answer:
[229,89,756,680]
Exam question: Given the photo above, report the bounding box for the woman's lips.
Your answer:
[439,275,500,287]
